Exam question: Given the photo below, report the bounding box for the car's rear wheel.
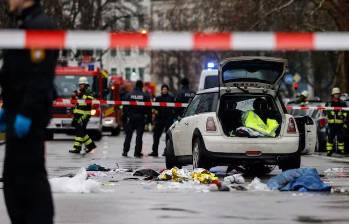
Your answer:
[192,138,210,169]
[165,139,181,169]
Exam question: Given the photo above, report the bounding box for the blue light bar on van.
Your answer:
[207,62,215,69]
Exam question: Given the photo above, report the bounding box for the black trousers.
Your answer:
[152,119,173,154]
[3,126,54,224]
[123,117,145,155]
[73,118,96,151]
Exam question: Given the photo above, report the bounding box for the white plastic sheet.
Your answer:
[50,168,102,193]
[247,177,270,191]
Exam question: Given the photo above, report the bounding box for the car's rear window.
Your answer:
[222,60,284,84]
[204,76,219,89]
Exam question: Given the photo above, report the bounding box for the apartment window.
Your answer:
[125,67,131,80]
[139,67,145,80]
[111,68,117,75]
[138,14,145,28]
[111,49,117,57]
[124,16,131,30]
[124,49,131,56]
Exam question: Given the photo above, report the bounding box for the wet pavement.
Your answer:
[0,133,349,224]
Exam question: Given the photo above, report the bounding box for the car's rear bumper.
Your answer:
[202,135,299,154]
[202,149,299,166]
[200,135,299,166]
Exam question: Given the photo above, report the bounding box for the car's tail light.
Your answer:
[206,117,217,132]
[287,118,297,134]
[319,118,328,128]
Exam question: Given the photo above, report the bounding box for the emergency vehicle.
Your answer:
[47,67,108,140]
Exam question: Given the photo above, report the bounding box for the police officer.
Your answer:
[69,77,97,154]
[326,87,347,156]
[122,80,151,157]
[149,84,175,157]
[175,78,196,117]
[0,0,58,223]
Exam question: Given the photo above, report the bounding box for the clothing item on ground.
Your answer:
[86,164,111,172]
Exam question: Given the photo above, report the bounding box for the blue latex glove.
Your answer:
[0,109,6,132]
[14,114,32,138]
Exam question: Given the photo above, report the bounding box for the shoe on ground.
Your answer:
[69,149,81,154]
[122,152,128,157]
[148,152,158,157]
[327,151,333,157]
[134,153,144,158]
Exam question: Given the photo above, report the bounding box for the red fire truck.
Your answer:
[47,67,108,140]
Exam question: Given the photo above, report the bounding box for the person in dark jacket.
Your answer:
[0,0,58,223]
[69,77,97,154]
[122,80,151,158]
[149,84,175,157]
[175,78,196,117]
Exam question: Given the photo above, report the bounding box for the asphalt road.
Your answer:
[1,133,349,224]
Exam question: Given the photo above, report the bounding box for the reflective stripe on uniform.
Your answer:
[75,136,84,142]
[326,142,333,151]
[73,109,91,115]
[85,138,93,146]
[83,135,90,142]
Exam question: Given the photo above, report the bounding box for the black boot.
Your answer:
[148,152,159,157]
[134,153,144,158]
[69,149,81,154]
[327,151,333,157]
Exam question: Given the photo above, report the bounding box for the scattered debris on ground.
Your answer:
[50,165,344,194]
[324,168,349,178]
[133,169,160,180]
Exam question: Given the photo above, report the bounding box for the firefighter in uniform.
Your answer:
[175,78,196,117]
[326,87,347,156]
[149,84,175,157]
[69,77,97,154]
[122,80,151,158]
[0,0,57,223]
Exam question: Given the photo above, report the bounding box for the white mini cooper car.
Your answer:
[165,57,312,172]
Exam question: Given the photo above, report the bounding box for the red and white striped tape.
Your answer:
[286,105,349,111]
[53,99,349,111]
[1,30,349,50]
[53,98,188,108]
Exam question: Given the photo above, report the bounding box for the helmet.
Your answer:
[301,90,309,98]
[79,77,89,85]
[331,87,341,95]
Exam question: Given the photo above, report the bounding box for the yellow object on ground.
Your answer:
[242,111,279,137]
[158,168,218,184]
[191,169,218,184]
